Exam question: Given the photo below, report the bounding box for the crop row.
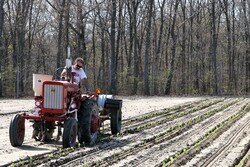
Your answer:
[157,102,250,167]
[233,140,250,167]
[101,98,211,132]
[120,98,225,134]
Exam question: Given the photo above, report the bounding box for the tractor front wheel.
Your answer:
[9,114,25,147]
[63,118,78,148]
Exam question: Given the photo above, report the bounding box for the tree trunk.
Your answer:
[219,0,232,94]
[126,2,133,94]
[143,0,154,96]
[0,0,5,97]
[26,0,34,95]
[65,0,70,53]
[187,0,194,94]
[96,5,106,91]
[243,0,250,93]
[92,18,97,88]
[211,0,218,95]
[57,0,66,78]
[153,0,165,95]
[17,0,30,97]
[231,0,236,93]
[165,0,180,95]
[132,0,139,95]
[180,0,186,94]
[116,0,123,94]
[109,0,116,94]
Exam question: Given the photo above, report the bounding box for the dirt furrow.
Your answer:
[203,118,250,167]
[183,103,250,167]
[236,148,250,167]
[162,100,250,167]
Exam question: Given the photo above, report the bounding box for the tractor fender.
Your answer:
[97,94,113,108]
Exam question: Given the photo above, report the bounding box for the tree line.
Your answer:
[0,0,249,97]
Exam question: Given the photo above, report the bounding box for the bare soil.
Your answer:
[0,96,250,167]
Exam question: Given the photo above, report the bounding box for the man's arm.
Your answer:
[61,69,67,76]
[61,67,71,79]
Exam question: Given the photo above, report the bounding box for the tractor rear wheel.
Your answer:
[9,114,25,147]
[78,100,99,146]
[105,98,122,135]
[111,109,122,134]
[63,118,78,148]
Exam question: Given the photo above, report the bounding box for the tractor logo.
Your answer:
[51,88,55,92]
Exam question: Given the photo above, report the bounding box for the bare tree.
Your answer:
[231,0,236,92]
[116,0,125,93]
[165,0,180,95]
[91,12,97,88]
[242,0,250,93]
[6,0,31,97]
[95,1,109,92]
[211,0,218,95]
[180,0,187,94]
[1,0,250,97]
[109,0,117,94]
[152,0,166,95]
[143,0,154,95]
[126,1,134,93]
[132,0,141,95]
[219,0,233,93]
[57,0,66,72]
[0,0,5,97]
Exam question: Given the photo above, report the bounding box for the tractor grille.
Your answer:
[43,84,64,109]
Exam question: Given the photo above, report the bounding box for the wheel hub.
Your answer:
[91,114,100,133]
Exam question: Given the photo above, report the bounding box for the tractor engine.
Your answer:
[31,80,80,142]
[38,81,79,115]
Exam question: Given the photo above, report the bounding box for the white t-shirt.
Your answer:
[71,65,87,84]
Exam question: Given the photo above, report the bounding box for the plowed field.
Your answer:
[1,96,250,167]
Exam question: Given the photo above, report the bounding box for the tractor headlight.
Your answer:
[35,100,42,107]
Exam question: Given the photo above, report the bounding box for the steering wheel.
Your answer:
[54,67,66,80]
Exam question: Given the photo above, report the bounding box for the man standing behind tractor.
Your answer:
[61,57,90,93]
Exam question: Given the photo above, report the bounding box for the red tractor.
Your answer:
[9,65,122,148]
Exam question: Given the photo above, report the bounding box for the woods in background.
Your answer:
[0,0,249,97]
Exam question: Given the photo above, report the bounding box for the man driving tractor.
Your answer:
[61,57,90,92]
[32,57,90,141]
